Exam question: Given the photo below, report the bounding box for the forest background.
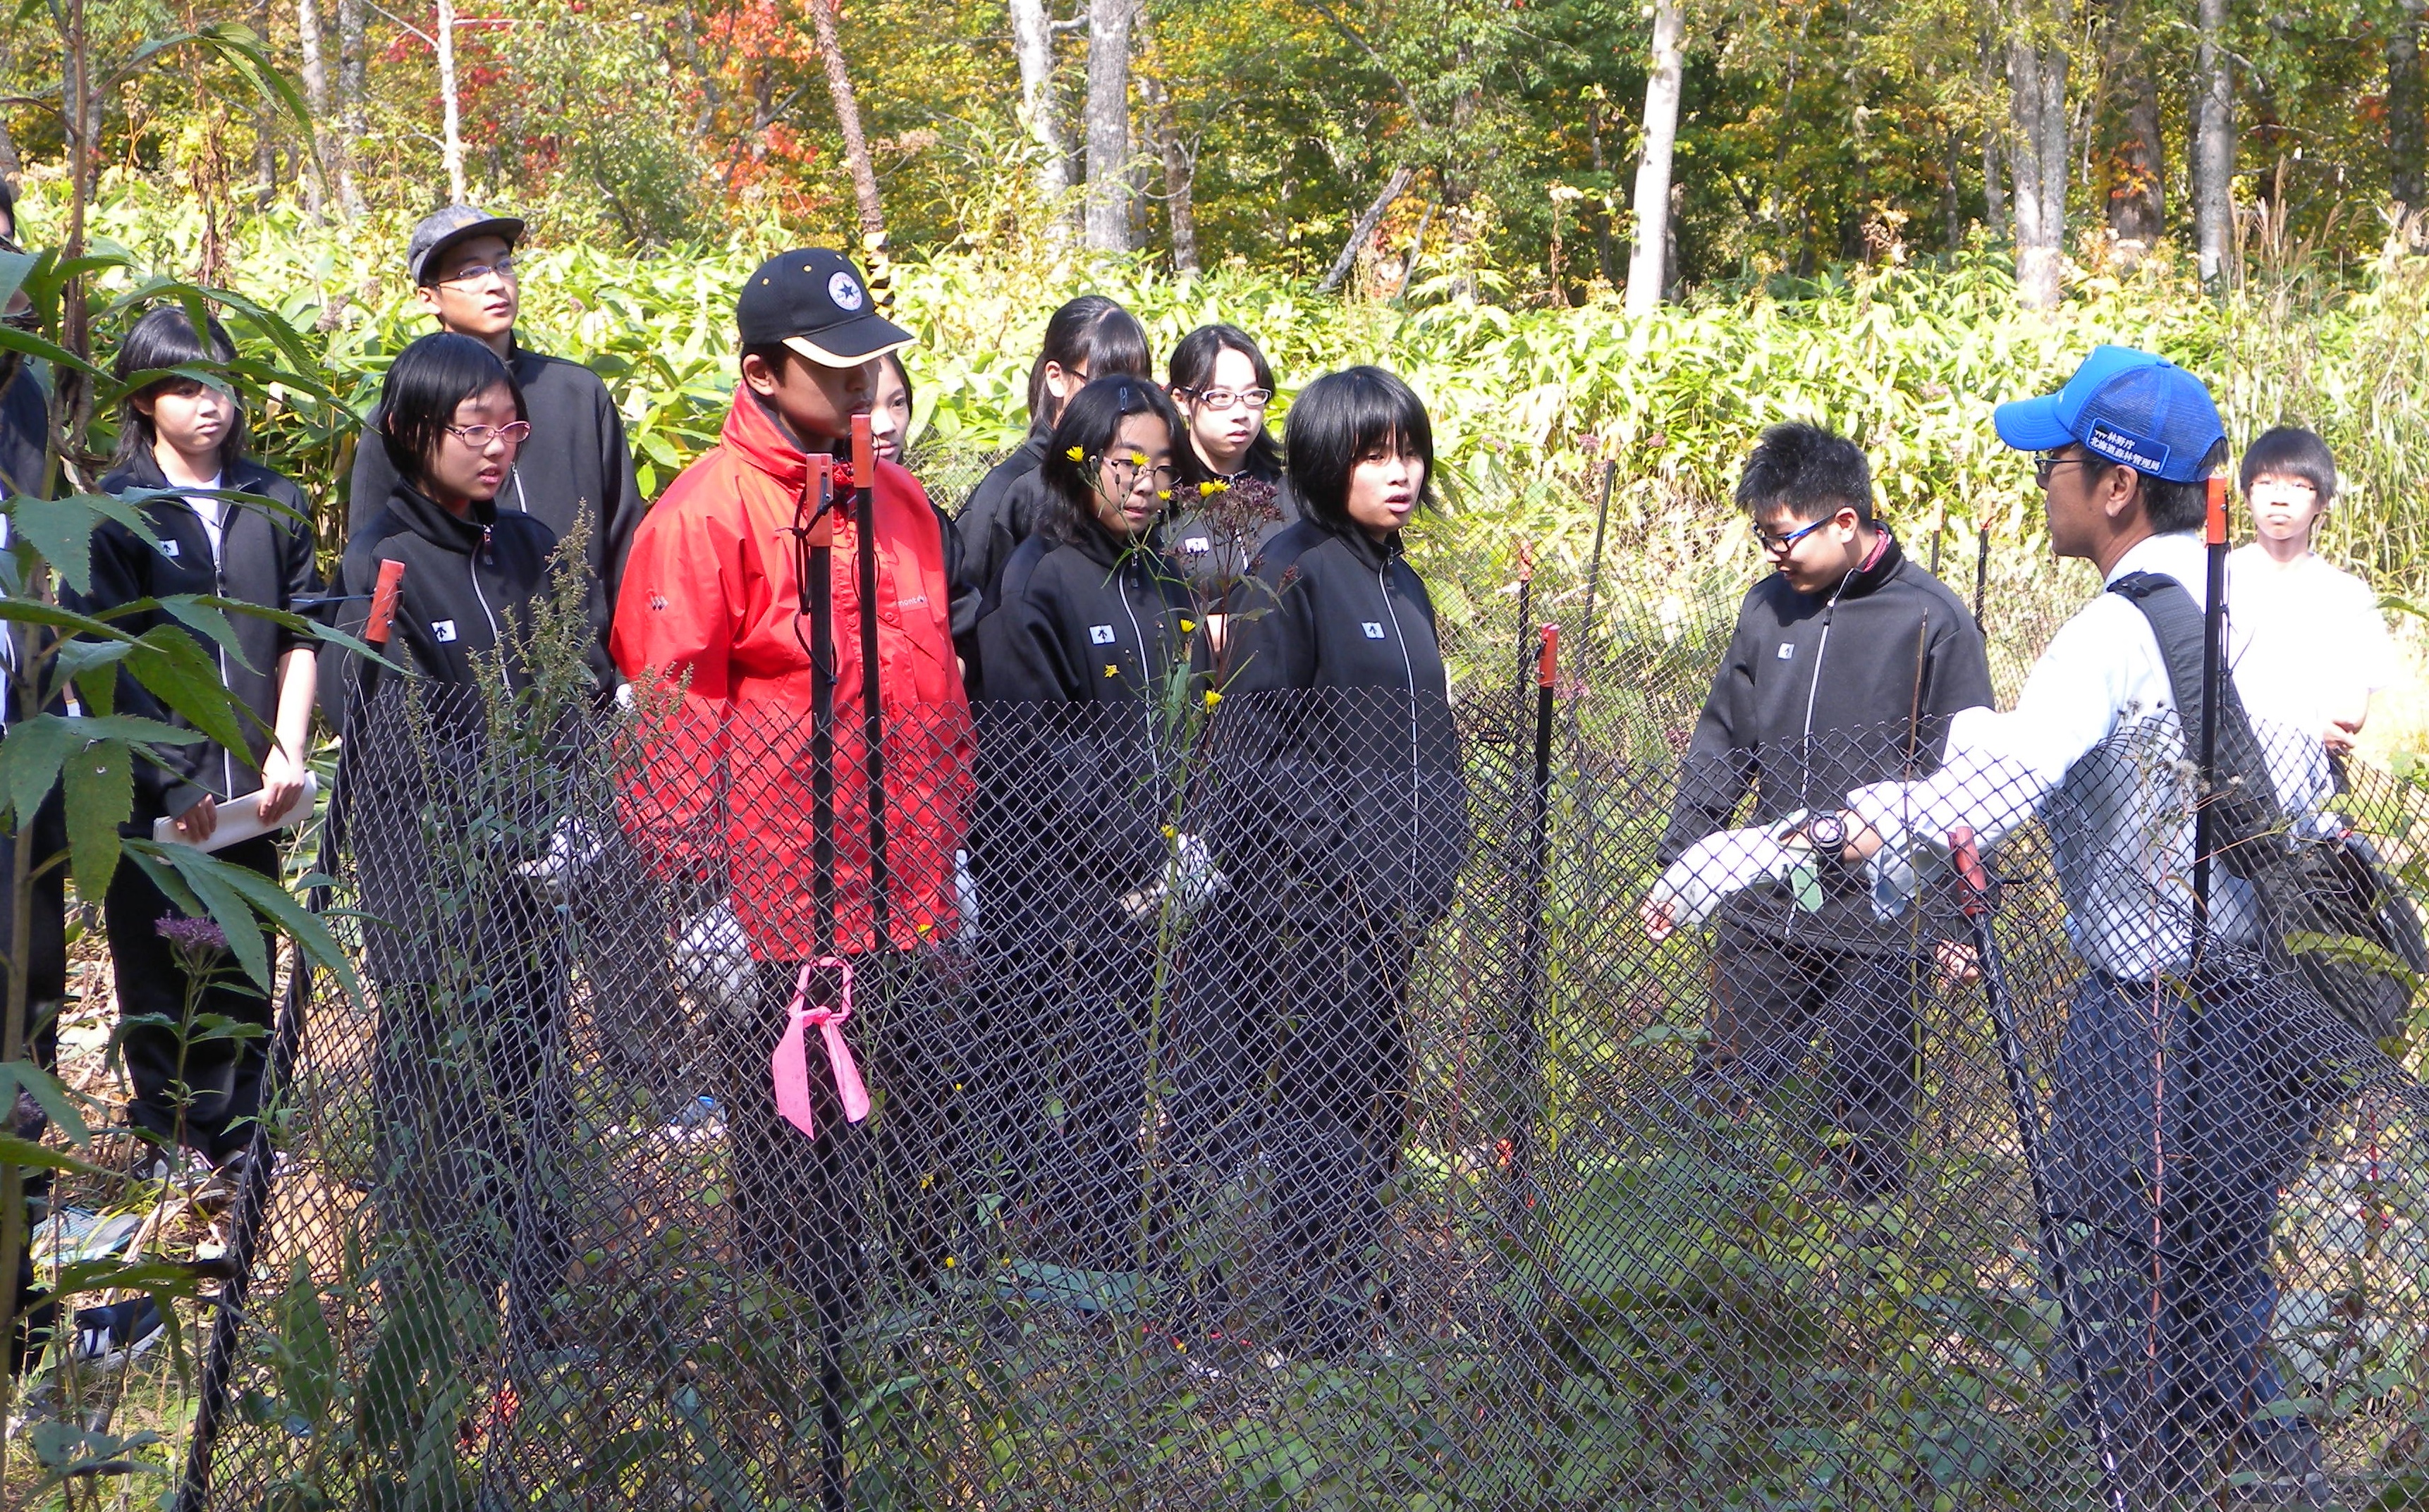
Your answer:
[6,0,2429,742]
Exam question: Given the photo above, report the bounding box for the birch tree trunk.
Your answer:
[1082,0,1142,252]
[1145,75,1199,275]
[1010,0,1072,227]
[1624,0,1685,316]
[2104,52,2162,266]
[1319,165,1412,294]
[296,0,334,213]
[2191,0,2234,284]
[336,0,365,210]
[436,0,467,203]
[2391,0,2424,234]
[807,0,886,239]
[2005,4,2069,309]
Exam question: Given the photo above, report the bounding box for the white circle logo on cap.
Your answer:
[828,271,865,312]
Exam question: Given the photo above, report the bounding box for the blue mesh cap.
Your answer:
[1992,345,2226,483]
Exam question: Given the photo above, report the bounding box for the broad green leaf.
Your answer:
[126,625,249,754]
[157,594,256,674]
[4,493,166,596]
[135,844,271,990]
[61,737,130,902]
[0,1059,92,1146]
[0,1131,110,1176]
[0,323,104,380]
[0,249,30,314]
[0,597,137,640]
[197,847,360,1001]
[47,1258,206,1301]
[0,715,78,828]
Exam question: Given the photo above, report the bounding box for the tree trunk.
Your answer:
[2392,0,2425,233]
[1151,79,1199,276]
[1983,128,2007,240]
[1940,123,1964,250]
[807,0,886,240]
[336,0,365,210]
[2191,0,2233,284]
[2005,5,2069,309]
[1082,0,1142,252]
[2103,54,2162,266]
[1625,0,1685,316]
[1318,164,1412,294]
[1008,0,1072,223]
[296,0,334,213]
[436,0,467,202]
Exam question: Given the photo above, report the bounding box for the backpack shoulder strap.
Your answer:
[2105,568,2287,847]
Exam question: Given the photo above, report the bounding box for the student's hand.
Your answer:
[2323,720,2359,756]
[257,747,310,823]
[1932,939,1981,988]
[1639,894,1677,943]
[172,794,219,844]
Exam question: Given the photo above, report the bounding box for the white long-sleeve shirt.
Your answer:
[1846,531,2327,981]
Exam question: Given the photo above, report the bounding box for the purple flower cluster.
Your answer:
[154,915,229,953]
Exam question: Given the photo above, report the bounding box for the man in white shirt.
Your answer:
[2227,426,2402,758]
[1826,348,2336,1504]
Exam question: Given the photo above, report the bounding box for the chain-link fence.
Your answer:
[156,516,2429,1511]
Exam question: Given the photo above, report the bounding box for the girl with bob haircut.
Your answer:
[956,296,1156,624]
[973,375,1206,1282]
[1163,323,1300,620]
[1188,364,1467,1357]
[78,304,324,1179]
[339,328,589,1352]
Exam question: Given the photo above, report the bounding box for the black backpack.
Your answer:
[2109,571,2426,1045]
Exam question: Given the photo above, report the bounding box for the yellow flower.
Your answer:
[1067,445,1086,461]
[1163,825,1177,839]
[1204,689,1223,708]
[1199,479,1229,497]
[1158,488,1173,500]
[1180,618,1196,633]
[1129,450,1149,466]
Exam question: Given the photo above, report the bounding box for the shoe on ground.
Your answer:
[71,1298,164,1367]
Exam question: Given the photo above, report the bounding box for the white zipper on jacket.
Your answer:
[468,526,506,690]
[1116,553,1156,748]
[1796,558,1866,813]
[207,504,235,797]
[1378,553,1421,895]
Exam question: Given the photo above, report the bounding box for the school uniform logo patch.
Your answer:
[432,620,458,644]
[1362,621,1386,639]
[1183,536,1211,553]
[1777,642,1796,660]
[1089,625,1117,645]
[161,540,181,559]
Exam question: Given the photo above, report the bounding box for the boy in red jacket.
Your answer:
[612,251,970,1453]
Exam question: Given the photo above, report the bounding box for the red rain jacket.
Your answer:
[612,388,972,958]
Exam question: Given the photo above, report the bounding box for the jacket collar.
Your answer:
[1067,508,1161,570]
[718,387,843,500]
[1312,512,1401,572]
[383,479,498,555]
[1814,526,1904,603]
[104,447,259,499]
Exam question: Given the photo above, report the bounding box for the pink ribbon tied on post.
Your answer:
[771,957,871,1139]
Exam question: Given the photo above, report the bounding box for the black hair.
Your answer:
[879,350,914,412]
[1168,322,1283,481]
[1036,375,1185,542]
[1283,366,1438,531]
[1027,296,1151,432]
[1734,422,1873,526]
[2134,438,2234,534]
[111,305,247,471]
[379,331,527,486]
[0,178,16,233]
[2239,425,2338,506]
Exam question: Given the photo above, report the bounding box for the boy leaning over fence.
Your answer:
[1790,348,2337,1502]
[609,250,971,1445]
[1644,422,1991,1200]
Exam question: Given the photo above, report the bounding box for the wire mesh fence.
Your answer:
[166,541,2429,1511]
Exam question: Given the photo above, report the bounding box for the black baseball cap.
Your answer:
[408,204,525,285]
[737,248,911,367]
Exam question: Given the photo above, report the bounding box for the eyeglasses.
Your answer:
[446,420,532,448]
[2033,451,2099,487]
[436,257,517,287]
[1754,515,1833,554]
[1102,453,1179,491]
[1182,387,1272,412]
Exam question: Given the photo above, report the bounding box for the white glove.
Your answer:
[515,818,606,903]
[675,899,755,1014]
[955,848,980,945]
[1646,823,1801,933]
[1119,832,1226,923]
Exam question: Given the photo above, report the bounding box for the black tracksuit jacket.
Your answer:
[349,341,642,670]
[976,518,1204,914]
[1223,516,1469,924]
[954,432,1051,612]
[77,453,325,822]
[338,481,582,699]
[1658,529,1993,950]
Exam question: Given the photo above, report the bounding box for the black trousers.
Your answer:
[1170,899,1417,1351]
[106,832,279,1162]
[7,796,67,1374]
[1699,925,1922,1198]
[369,879,573,1344]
